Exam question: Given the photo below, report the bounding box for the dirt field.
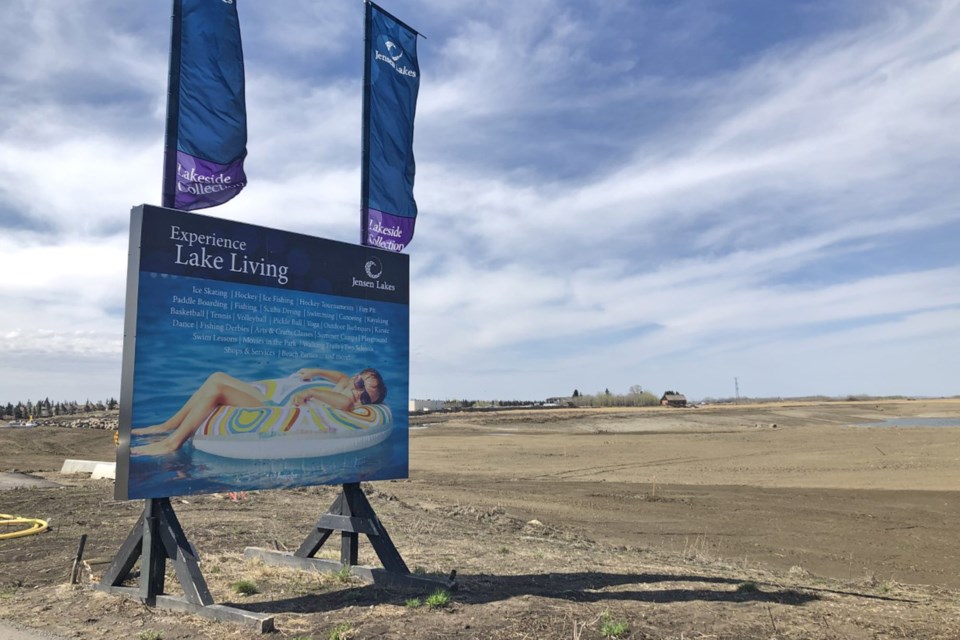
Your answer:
[1,400,959,639]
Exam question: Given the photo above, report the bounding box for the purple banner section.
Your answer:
[174,150,247,211]
[365,207,416,252]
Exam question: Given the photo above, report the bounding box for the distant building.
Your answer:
[660,391,687,407]
[409,399,446,412]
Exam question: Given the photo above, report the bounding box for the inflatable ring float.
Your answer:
[191,401,393,460]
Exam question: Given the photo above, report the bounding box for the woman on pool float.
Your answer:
[132,368,386,455]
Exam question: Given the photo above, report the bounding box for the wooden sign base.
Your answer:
[247,482,456,591]
[94,498,274,632]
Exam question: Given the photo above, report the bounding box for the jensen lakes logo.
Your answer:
[374,36,417,78]
[352,256,396,292]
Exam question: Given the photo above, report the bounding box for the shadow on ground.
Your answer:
[231,570,822,615]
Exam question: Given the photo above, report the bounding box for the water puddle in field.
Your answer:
[856,418,960,427]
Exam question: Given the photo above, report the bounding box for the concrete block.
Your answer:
[90,463,116,480]
[61,459,106,475]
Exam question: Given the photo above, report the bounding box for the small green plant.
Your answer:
[877,579,897,594]
[497,546,510,554]
[137,631,163,640]
[231,579,260,596]
[599,612,629,639]
[736,581,760,593]
[424,588,451,609]
[335,565,354,582]
[328,623,352,640]
[405,597,423,609]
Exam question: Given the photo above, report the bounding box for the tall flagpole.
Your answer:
[161,0,184,209]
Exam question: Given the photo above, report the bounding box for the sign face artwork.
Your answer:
[116,205,409,500]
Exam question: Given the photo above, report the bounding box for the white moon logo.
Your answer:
[385,40,403,62]
[365,259,382,279]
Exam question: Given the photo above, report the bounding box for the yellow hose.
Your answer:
[0,513,49,540]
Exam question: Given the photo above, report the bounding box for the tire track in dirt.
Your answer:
[532,446,828,481]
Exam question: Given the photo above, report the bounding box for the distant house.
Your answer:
[409,399,446,412]
[660,391,687,407]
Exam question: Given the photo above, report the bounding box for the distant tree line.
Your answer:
[568,385,660,408]
[698,394,917,405]
[1,398,119,420]
[425,384,664,412]
[438,399,541,410]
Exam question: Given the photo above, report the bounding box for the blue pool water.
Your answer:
[131,427,407,497]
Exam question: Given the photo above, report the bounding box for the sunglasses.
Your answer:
[354,375,373,404]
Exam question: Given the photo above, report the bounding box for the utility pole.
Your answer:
[734,377,740,404]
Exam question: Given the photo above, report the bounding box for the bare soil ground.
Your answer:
[1,400,959,639]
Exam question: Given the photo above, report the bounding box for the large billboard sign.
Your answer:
[116,205,409,500]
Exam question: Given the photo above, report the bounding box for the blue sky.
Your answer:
[1,0,958,403]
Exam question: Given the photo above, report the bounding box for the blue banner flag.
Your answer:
[362,2,421,251]
[163,0,248,211]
